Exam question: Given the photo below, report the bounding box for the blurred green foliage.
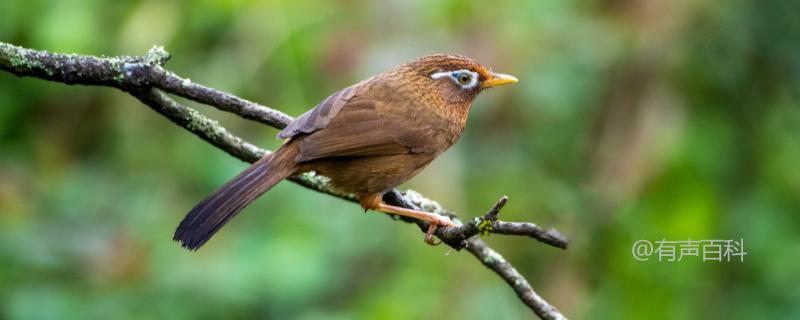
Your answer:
[1,0,799,319]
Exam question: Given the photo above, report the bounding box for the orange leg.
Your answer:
[360,194,455,245]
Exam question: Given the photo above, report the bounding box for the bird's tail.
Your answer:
[174,142,300,250]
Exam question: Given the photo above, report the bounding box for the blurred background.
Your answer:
[1,0,799,319]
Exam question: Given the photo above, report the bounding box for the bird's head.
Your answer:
[399,54,518,105]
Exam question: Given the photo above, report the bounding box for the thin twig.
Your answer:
[466,237,567,320]
[0,42,568,320]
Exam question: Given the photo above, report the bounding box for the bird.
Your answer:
[174,54,518,250]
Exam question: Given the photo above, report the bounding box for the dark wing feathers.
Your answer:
[295,101,411,161]
[279,85,433,163]
[278,86,355,139]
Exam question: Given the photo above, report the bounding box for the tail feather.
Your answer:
[174,144,299,250]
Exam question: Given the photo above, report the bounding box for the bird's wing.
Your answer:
[278,86,433,162]
[278,86,357,140]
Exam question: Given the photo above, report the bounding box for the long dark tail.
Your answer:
[174,143,299,250]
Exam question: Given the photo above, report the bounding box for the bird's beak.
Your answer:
[483,72,519,88]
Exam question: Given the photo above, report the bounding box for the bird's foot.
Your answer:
[359,194,455,245]
[424,223,442,245]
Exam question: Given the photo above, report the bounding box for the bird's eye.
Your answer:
[455,72,471,85]
[430,70,477,88]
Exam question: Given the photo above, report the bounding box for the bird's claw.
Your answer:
[425,223,442,245]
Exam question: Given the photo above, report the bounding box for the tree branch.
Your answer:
[0,42,568,320]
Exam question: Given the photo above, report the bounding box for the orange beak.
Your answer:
[483,72,519,88]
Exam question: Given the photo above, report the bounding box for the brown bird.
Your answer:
[174,54,518,250]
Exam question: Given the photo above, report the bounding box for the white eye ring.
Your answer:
[431,69,480,89]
